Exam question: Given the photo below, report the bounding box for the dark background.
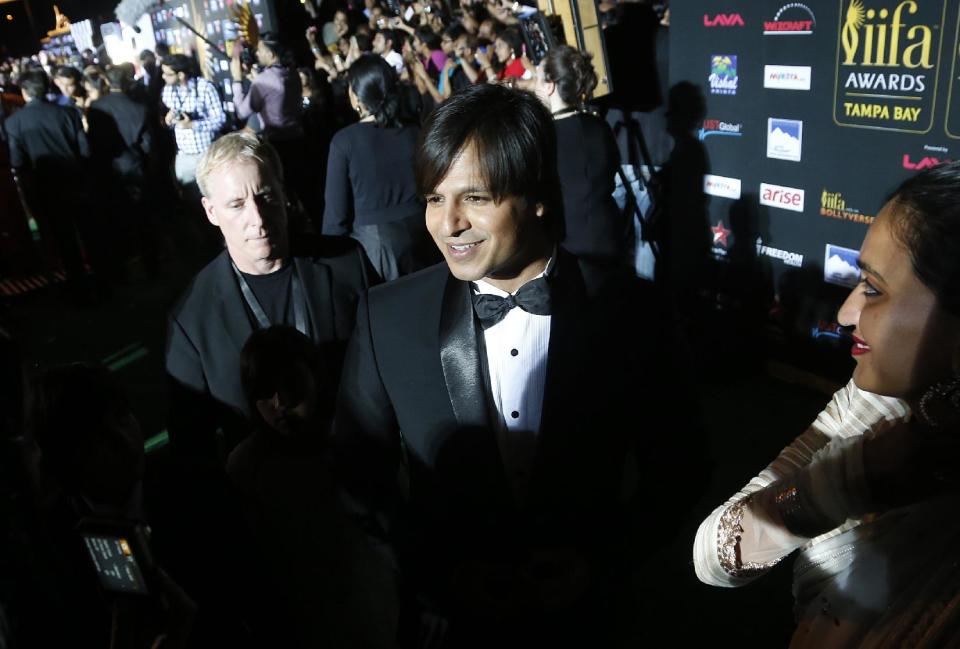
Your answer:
[672,0,960,336]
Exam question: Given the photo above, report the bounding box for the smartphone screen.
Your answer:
[81,534,149,594]
[404,6,415,21]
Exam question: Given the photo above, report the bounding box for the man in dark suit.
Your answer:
[333,84,696,647]
[5,68,94,284]
[87,65,158,275]
[166,131,372,463]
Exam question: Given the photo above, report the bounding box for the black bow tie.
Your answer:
[472,277,552,329]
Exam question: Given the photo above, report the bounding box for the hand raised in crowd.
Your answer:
[305,26,319,48]
[335,19,349,39]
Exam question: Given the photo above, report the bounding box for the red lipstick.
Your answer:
[851,335,871,357]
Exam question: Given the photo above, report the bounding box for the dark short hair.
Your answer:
[240,326,331,427]
[348,54,402,128]
[53,65,82,83]
[415,25,441,51]
[414,84,562,239]
[19,69,49,100]
[443,24,466,42]
[163,53,194,77]
[376,28,397,52]
[496,26,523,59]
[139,49,155,62]
[542,45,597,107]
[104,65,132,91]
[888,160,960,315]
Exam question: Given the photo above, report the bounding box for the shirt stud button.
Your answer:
[510,348,518,357]
[511,411,519,419]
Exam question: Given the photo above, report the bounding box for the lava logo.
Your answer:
[709,55,739,95]
[764,3,816,35]
[760,182,805,212]
[764,65,812,90]
[704,13,744,27]
[902,155,954,170]
[704,174,742,200]
[834,0,946,133]
[699,119,743,140]
[824,244,861,287]
[767,118,803,161]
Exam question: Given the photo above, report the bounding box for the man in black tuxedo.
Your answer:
[333,84,695,647]
[5,69,94,284]
[87,66,159,275]
[166,131,372,463]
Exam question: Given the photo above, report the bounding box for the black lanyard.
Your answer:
[231,261,308,336]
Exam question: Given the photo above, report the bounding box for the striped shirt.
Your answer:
[693,379,909,587]
[161,77,226,155]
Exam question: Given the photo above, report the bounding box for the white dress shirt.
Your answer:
[473,265,551,491]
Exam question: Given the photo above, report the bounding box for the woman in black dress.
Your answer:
[322,54,439,281]
[534,46,625,263]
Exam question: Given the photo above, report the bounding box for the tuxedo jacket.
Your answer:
[87,92,154,184]
[333,250,697,603]
[166,236,372,461]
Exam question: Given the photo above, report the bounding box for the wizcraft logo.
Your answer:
[699,119,743,140]
[709,55,739,95]
[764,3,816,35]
[820,188,875,224]
[834,0,946,133]
[704,13,744,27]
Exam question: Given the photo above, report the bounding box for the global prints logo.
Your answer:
[709,55,739,95]
[824,244,861,287]
[820,188,875,224]
[764,3,816,35]
[756,238,804,267]
[699,119,743,140]
[902,145,954,170]
[703,174,742,200]
[767,118,803,161]
[760,182,805,212]
[704,13,744,27]
[764,65,812,90]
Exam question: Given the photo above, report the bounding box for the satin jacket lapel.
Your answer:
[294,256,335,342]
[529,252,589,503]
[438,273,492,430]
[214,253,255,356]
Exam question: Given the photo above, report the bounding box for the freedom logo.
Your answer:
[709,55,738,96]
[824,244,861,287]
[767,118,803,161]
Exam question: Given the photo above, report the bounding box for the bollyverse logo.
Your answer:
[709,55,739,95]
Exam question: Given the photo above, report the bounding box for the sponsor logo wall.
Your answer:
[674,0,960,325]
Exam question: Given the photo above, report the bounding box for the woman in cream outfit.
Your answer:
[695,161,960,648]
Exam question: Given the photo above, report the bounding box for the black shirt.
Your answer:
[240,263,294,327]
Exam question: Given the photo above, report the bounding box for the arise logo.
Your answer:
[760,182,805,212]
[704,13,745,27]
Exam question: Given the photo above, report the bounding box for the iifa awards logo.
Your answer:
[946,8,960,139]
[709,55,739,95]
[834,0,946,133]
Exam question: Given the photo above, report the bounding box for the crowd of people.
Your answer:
[2,0,960,647]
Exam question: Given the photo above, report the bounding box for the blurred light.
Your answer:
[5,14,12,21]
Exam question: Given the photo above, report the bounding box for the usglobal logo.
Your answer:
[704,13,744,27]
[703,174,742,200]
[764,65,812,90]
[699,119,743,140]
[760,182,805,212]
[764,3,816,35]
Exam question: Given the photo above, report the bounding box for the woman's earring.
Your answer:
[918,375,960,428]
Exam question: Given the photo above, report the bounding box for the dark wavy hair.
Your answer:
[888,160,960,315]
[542,45,597,107]
[414,83,563,241]
[347,53,402,128]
